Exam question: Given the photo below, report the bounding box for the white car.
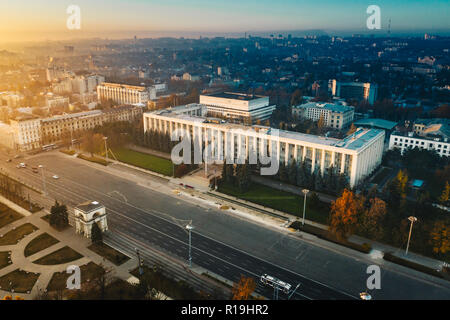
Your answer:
[52,175,59,180]
[360,292,372,300]
[19,163,26,168]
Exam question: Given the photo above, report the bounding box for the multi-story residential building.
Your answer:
[330,80,378,105]
[390,118,450,156]
[199,92,276,123]
[97,82,156,105]
[143,105,385,187]
[292,102,354,129]
[0,106,142,151]
[9,115,42,151]
[46,94,70,109]
[389,131,450,157]
[41,105,143,144]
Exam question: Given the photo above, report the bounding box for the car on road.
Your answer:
[6,159,11,163]
[32,166,39,173]
[18,162,26,168]
[360,292,372,300]
[13,155,20,159]
[52,175,59,179]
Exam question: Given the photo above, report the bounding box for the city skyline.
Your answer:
[1,0,449,43]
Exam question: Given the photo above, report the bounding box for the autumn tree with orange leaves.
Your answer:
[329,189,364,241]
[232,275,256,300]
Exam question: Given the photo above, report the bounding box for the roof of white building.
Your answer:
[145,108,383,152]
[293,102,354,113]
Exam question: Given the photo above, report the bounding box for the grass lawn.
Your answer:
[46,262,104,292]
[218,181,330,225]
[0,223,38,246]
[0,269,40,293]
[88,242,130,266]
[24,233,59,257]
[112,147,173,176]
[0,251,11,270]
[33,246,83,265]
[0,203,23,229]
[371,167,393,185]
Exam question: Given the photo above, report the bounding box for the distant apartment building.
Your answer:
[292,102,354,129]
[199,92,276,123]
[46,94,70,109]
[46,66,74,82]
[330,80,378,105]
[143,104,385,187]
[0,92,24,108]
[97,82,156,105]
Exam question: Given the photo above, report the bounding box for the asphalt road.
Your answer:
[1,150,449,300]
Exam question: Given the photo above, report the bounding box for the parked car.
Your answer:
[6,159,11,163]
[32,167,39,173]
[19,163,26,168]
[52,175,59,179]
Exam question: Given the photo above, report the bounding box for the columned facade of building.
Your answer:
[144,110,385,187]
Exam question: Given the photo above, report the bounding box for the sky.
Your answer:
[0,0,449,43]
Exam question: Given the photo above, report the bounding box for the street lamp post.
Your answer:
[186,223,194,268]
[135,248,143,276]
[405,216,418,255]
[103,137,108,164]
[302,189,309,226]
[38,165,47,195]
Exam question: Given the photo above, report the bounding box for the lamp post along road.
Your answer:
[405,216,418,255]
[103,137,108,164]
[38,165,47,196]
[302,189,309,226]
[186,223,194,267]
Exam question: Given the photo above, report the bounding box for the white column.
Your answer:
[320,149,325,175]
[311,148,316,173]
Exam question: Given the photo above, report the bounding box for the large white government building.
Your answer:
[143,104,385,187]
[200,92,276,123]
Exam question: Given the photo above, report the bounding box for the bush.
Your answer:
[77,154,108,166]
[60,149,76,156]
[290,221,372,254]
[383,252,444,279]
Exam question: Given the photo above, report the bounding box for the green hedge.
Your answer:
[383,252,445,279]
[290,221,372,254]
[77,154,108,166]
[60,149,76,156]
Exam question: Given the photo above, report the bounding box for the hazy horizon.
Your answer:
[0,0,449,45]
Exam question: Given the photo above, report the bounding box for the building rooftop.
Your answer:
[294,102,354,113]
[75,201,105,213]
[354,118,398,131]
[146,108,383,152]
[201,92,267,101]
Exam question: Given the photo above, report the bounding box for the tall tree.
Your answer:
[430,221,450,256]
[359,198,387,240]
[438,181,450,204]
[329,189,364,241]
[91,222,103,243]
[232,275,256,300]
